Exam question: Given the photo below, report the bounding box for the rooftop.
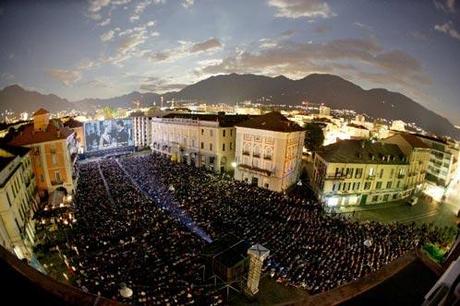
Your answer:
[235,111,305,132]
[0,144,30,172]
[63,118,83,128]
[161,112,251,127]
[33,108,50,116]
[397,133,431,149]
[8,120,74,146]
[317,139,408,164]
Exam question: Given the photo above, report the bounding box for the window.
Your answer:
[356,182,360,190]
[201,129,204,135]
[396,181,401,188]
[223,130,226,137]
[230,142,233,150]
[55,171,62,182]
[368,168,375,176]
[51,154,57,165]
[372,195,379,202]
[379,169,384,178]
[383,194,389,202]
[355,168,363,179]
[230,129,233,136]
[390,169,394,179]
[201,142,204,149]
[222,143,225,151]
[14,218,22,234]
[376,181,382,189]
[209,143,213,151]
[6,192,12,207]
[386,181,392,189]
[364,182,371,190]
[393,193,398,200]
[210,130,213,137]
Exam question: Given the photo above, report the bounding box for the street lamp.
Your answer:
[231,161,237,168]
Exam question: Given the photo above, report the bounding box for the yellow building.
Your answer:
[0,145,38,259]
[312,140,409,206]
[383,133,431,197]
[9,108,77,197]
[151,112,250,172]
[234,112,305,192]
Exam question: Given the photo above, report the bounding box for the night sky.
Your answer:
[0,0,459,124]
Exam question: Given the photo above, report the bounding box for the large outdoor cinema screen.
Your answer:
[84,119,134,152]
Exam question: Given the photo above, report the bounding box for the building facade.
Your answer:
[151,112,249,173]
[132,113,153,148]
[383,133,431,197]
[416,134,459,187]
[9,108,77,197]
[312,140,409,206]
[234,112,305,192]
[0,145,38,259]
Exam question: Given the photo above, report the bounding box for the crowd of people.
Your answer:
[67,159,223,305]
[64,152,452,305]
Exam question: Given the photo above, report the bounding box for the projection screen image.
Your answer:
[84,119,133,152]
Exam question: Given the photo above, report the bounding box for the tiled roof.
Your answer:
[64,118,83,128]
[235,112,305,132]
[33,108,49,116]
[399,133,431,148]
[8,122,74,146]
[317,139,408,164]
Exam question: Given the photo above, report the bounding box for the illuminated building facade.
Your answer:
[0,145,38,259]
[9,109,77,197]
[151,112,249,173]
[132,113,153,148]
[234,112,305,192]
[383,133,431,197]
[312,139,409,206]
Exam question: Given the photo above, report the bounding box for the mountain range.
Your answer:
[0,73,458,139]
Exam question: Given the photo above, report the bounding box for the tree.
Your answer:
[304,123,325,152]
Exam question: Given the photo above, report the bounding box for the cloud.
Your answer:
[196,37,430,93]
[87,0,132,20]
[145,38,223,63]
[434,0,456,13]
[100,30,115,42]
[130,0,163,22]
[46,69,82,86]
[435,21,460,40]
[268,0,335,19]
[182,0,194,8]
[190,38,222,53]
[98,18,111,26]
[87,0,111,20]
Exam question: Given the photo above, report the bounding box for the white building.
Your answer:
[151,112,250,173]
[132,113,153,148]
[234,112,305,192]
[312,139,409,206]
[0,145,39,259]
[416,134,460,187]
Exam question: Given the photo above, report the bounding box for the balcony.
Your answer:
[263,155,272,161]
[366,174,376,180]
[238,164,272,176]
[397,174,405,179]
[253,153,261,158]
[242,151,250,156]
